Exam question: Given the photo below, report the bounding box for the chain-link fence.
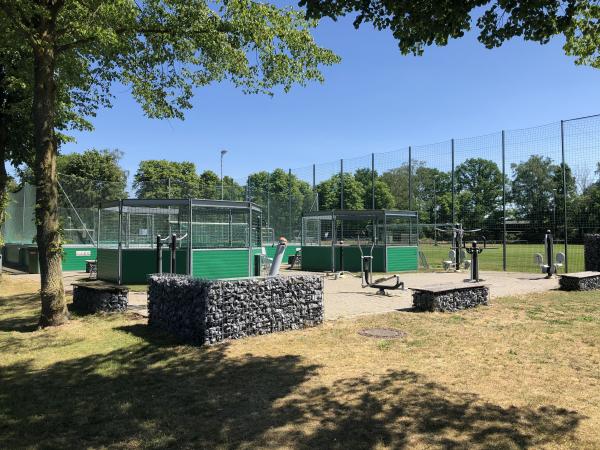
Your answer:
[288,113,600,273]
[3,113,600,274]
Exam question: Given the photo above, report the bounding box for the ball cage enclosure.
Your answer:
[301,209,419,273]
[97,198,262,284]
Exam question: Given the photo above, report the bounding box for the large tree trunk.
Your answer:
[0,128,7,250]
[32,42,67,327]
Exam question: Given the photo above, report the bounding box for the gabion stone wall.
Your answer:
[584,234,600,271]
[412,285,489,312]
[72,283,128,313]
[148,275,324,345]
[559,272,600,291]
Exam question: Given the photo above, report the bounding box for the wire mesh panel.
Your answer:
[342,154,375,210]
[375,147,410,210]
[563,115,600,271]
[98,206,120,248]
[302,214,333,246]
[505,122,563,273]
[409,141,453,268]
[314,159,342,211]
[2,183,37,245]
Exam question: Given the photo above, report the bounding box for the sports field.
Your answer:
[419,242,585,273]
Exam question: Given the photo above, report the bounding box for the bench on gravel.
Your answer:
[559,271,600,291]
[72,281,129,313]
[411,283,489,312]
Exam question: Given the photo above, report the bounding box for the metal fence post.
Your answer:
[288,168,293,240]
[267,173,271,230]
[340,159,344,209]
[371,153,376,209]
[561,120,569,272]
[451,139,455,224]
[408,146,413,210]
[502,130,507,271]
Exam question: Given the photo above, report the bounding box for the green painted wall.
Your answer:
[192,249,250,279]
[301,245,416,272]
[121,249,187,285]
[301,246,333,271]
[265,245,301,260]
[387,246,419,272]
[97,248,119,283]
[3,244,94,272]
[62,246,96,271]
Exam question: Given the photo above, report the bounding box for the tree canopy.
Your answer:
[57,149,128,207]
[300,0,600,69]
[0,0,339,326]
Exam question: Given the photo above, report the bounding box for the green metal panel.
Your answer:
[97,248,119,283]
[192,249,249,279]
[301,246,333,271]
[265,244,301,260]
[301,245,386,272]
[121,249,187,285]
[386,246,419,272]
[62,246,97,271]
[4,244,96,272]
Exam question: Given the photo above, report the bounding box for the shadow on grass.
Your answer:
[0,293,40,333]
[0,323,584,449]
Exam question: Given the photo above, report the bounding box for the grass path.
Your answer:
[1,275,599,448]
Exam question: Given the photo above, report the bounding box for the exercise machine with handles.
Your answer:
[358,234,404,295]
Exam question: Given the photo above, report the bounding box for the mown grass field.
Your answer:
[420,243,585,273]
[1,275,600,448]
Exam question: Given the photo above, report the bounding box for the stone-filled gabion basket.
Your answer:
[72,283,129,314]
[148,274,324,345]
[559,273,600,291]
[412,285,489,312]
[584,234,600,272]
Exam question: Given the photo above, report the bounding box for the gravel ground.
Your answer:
[280,269,559,320]
[2,268,559,320]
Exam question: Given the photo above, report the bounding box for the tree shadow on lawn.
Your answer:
[0,293,40,333]
[0,324,585,449]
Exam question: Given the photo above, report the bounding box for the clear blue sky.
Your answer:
[61,13,600,184]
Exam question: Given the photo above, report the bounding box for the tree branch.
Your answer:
[56,22,234,54]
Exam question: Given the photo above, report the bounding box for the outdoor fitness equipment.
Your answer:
[358,234,404,295]
[155,233,188,274]
[464,241,484,282]
[535,231,565,278]
[268,237,287,276]
[437,224,481,271]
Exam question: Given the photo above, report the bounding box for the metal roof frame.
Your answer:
[100,198,261,213]
[302,209,418,220]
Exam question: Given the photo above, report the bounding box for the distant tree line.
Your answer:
[13,151,600,244]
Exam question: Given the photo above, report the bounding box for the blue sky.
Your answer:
[61,13,600,183]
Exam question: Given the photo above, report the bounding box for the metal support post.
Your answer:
[371,153,376,209]
[451,139,455,224]
[560,120,569,272]
[502,130,507,271]
[408,146,412,210]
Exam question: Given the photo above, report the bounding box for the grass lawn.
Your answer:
[420,243,585,273]
[1,275,600,448]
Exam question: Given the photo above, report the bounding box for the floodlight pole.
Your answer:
[220,149,228,200]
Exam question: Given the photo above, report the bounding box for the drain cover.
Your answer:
[358,328,406,339]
